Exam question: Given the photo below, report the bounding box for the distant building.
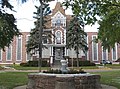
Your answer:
[0,2,119,65]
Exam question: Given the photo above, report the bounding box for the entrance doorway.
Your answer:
[53,47,65,67]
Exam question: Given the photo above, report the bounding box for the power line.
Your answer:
[17,18,35,21]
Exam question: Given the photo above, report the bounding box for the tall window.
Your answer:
[16,36,22,61]
[0,49,2,61]
[92,35,98,61]
[6,46,12,61]
[102,48,108,61]
[56,31,61,44]
[112,44,117,61]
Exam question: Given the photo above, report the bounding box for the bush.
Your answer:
[79,60,96,66]
[27,61,38,67]
[20,60,50,67]
[20,63,28,67]
[43,68,86,74]
[68,60,96,67]
[0,66,4,70]
[42,61,50,67]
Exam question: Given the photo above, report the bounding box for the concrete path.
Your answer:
[13,84,118,89]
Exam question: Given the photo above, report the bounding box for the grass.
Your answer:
[10,65,50,70]
[105,64,120,69]
[90,70,120,89]
[0,65,119,89]
[0,71,120,89]
[0,72,29,89]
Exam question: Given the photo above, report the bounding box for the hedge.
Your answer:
[68,60,96,67]
[20,60,50,67]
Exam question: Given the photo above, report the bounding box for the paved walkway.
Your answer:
[13,84,118,89]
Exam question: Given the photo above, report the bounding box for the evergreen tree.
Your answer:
[66,16,88,67]
[26,3,52,55]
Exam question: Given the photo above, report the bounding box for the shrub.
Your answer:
[20,60,50,67]
[79,60,96,66]
[42,61,50,67]
[116,58,120,62]
[43,68,86,74]
[27,60,38,67]
[20,63,28,67]
[0,66,4,70]
[68,60,96,67]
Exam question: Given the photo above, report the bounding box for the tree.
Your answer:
[26,4,51,54]
[63,0,120,50]
[17,0,54,72]
[0,0,21,50]
[97,2,120,51]
[26,1,52,72]
[66,16,88,67]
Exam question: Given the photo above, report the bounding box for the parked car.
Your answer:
[101,60,112,65]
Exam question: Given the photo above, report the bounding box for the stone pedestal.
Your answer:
[55,75,75,89]
[26,73,101,89]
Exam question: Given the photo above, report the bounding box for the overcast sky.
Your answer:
[10,0,99,32]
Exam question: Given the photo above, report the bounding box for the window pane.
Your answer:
[17,37,22,61]
[92,36,98,61]
[56,31,61,44]
[113,47,116,60]
[7,46,12,61]
[103,49,107,60]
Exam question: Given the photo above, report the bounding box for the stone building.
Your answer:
[0,2,119,65]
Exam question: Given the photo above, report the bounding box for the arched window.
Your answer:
[56,19,61,26]
[56,31,61,44]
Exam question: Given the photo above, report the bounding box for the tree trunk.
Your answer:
[76,48,79,67]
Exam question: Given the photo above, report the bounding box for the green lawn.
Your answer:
[0,70,120,89]
[0,64,120,89]
[90,70,120,89]
[106,64,120,69]
[0,72,29,89]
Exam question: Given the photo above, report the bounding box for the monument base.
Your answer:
[26,73,101,89]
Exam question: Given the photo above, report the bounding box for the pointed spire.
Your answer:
[52,2,65,15]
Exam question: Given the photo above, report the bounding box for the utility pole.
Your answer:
[38,0,43,72]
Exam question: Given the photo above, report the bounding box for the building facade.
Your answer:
[0,2,119,65]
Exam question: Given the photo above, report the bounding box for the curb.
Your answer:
[13,84,118,89]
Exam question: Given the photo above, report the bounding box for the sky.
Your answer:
[10,0,99,32]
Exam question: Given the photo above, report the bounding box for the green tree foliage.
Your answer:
[26,3,52,54]
[63,0,120,50]
[66,16,88,67]
[0,0,20,50]
[98,1,120,50]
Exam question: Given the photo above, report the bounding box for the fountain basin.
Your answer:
[26,73,101,89]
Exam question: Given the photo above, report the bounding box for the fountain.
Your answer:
[60,59,68,73]
[26,59,102,89]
